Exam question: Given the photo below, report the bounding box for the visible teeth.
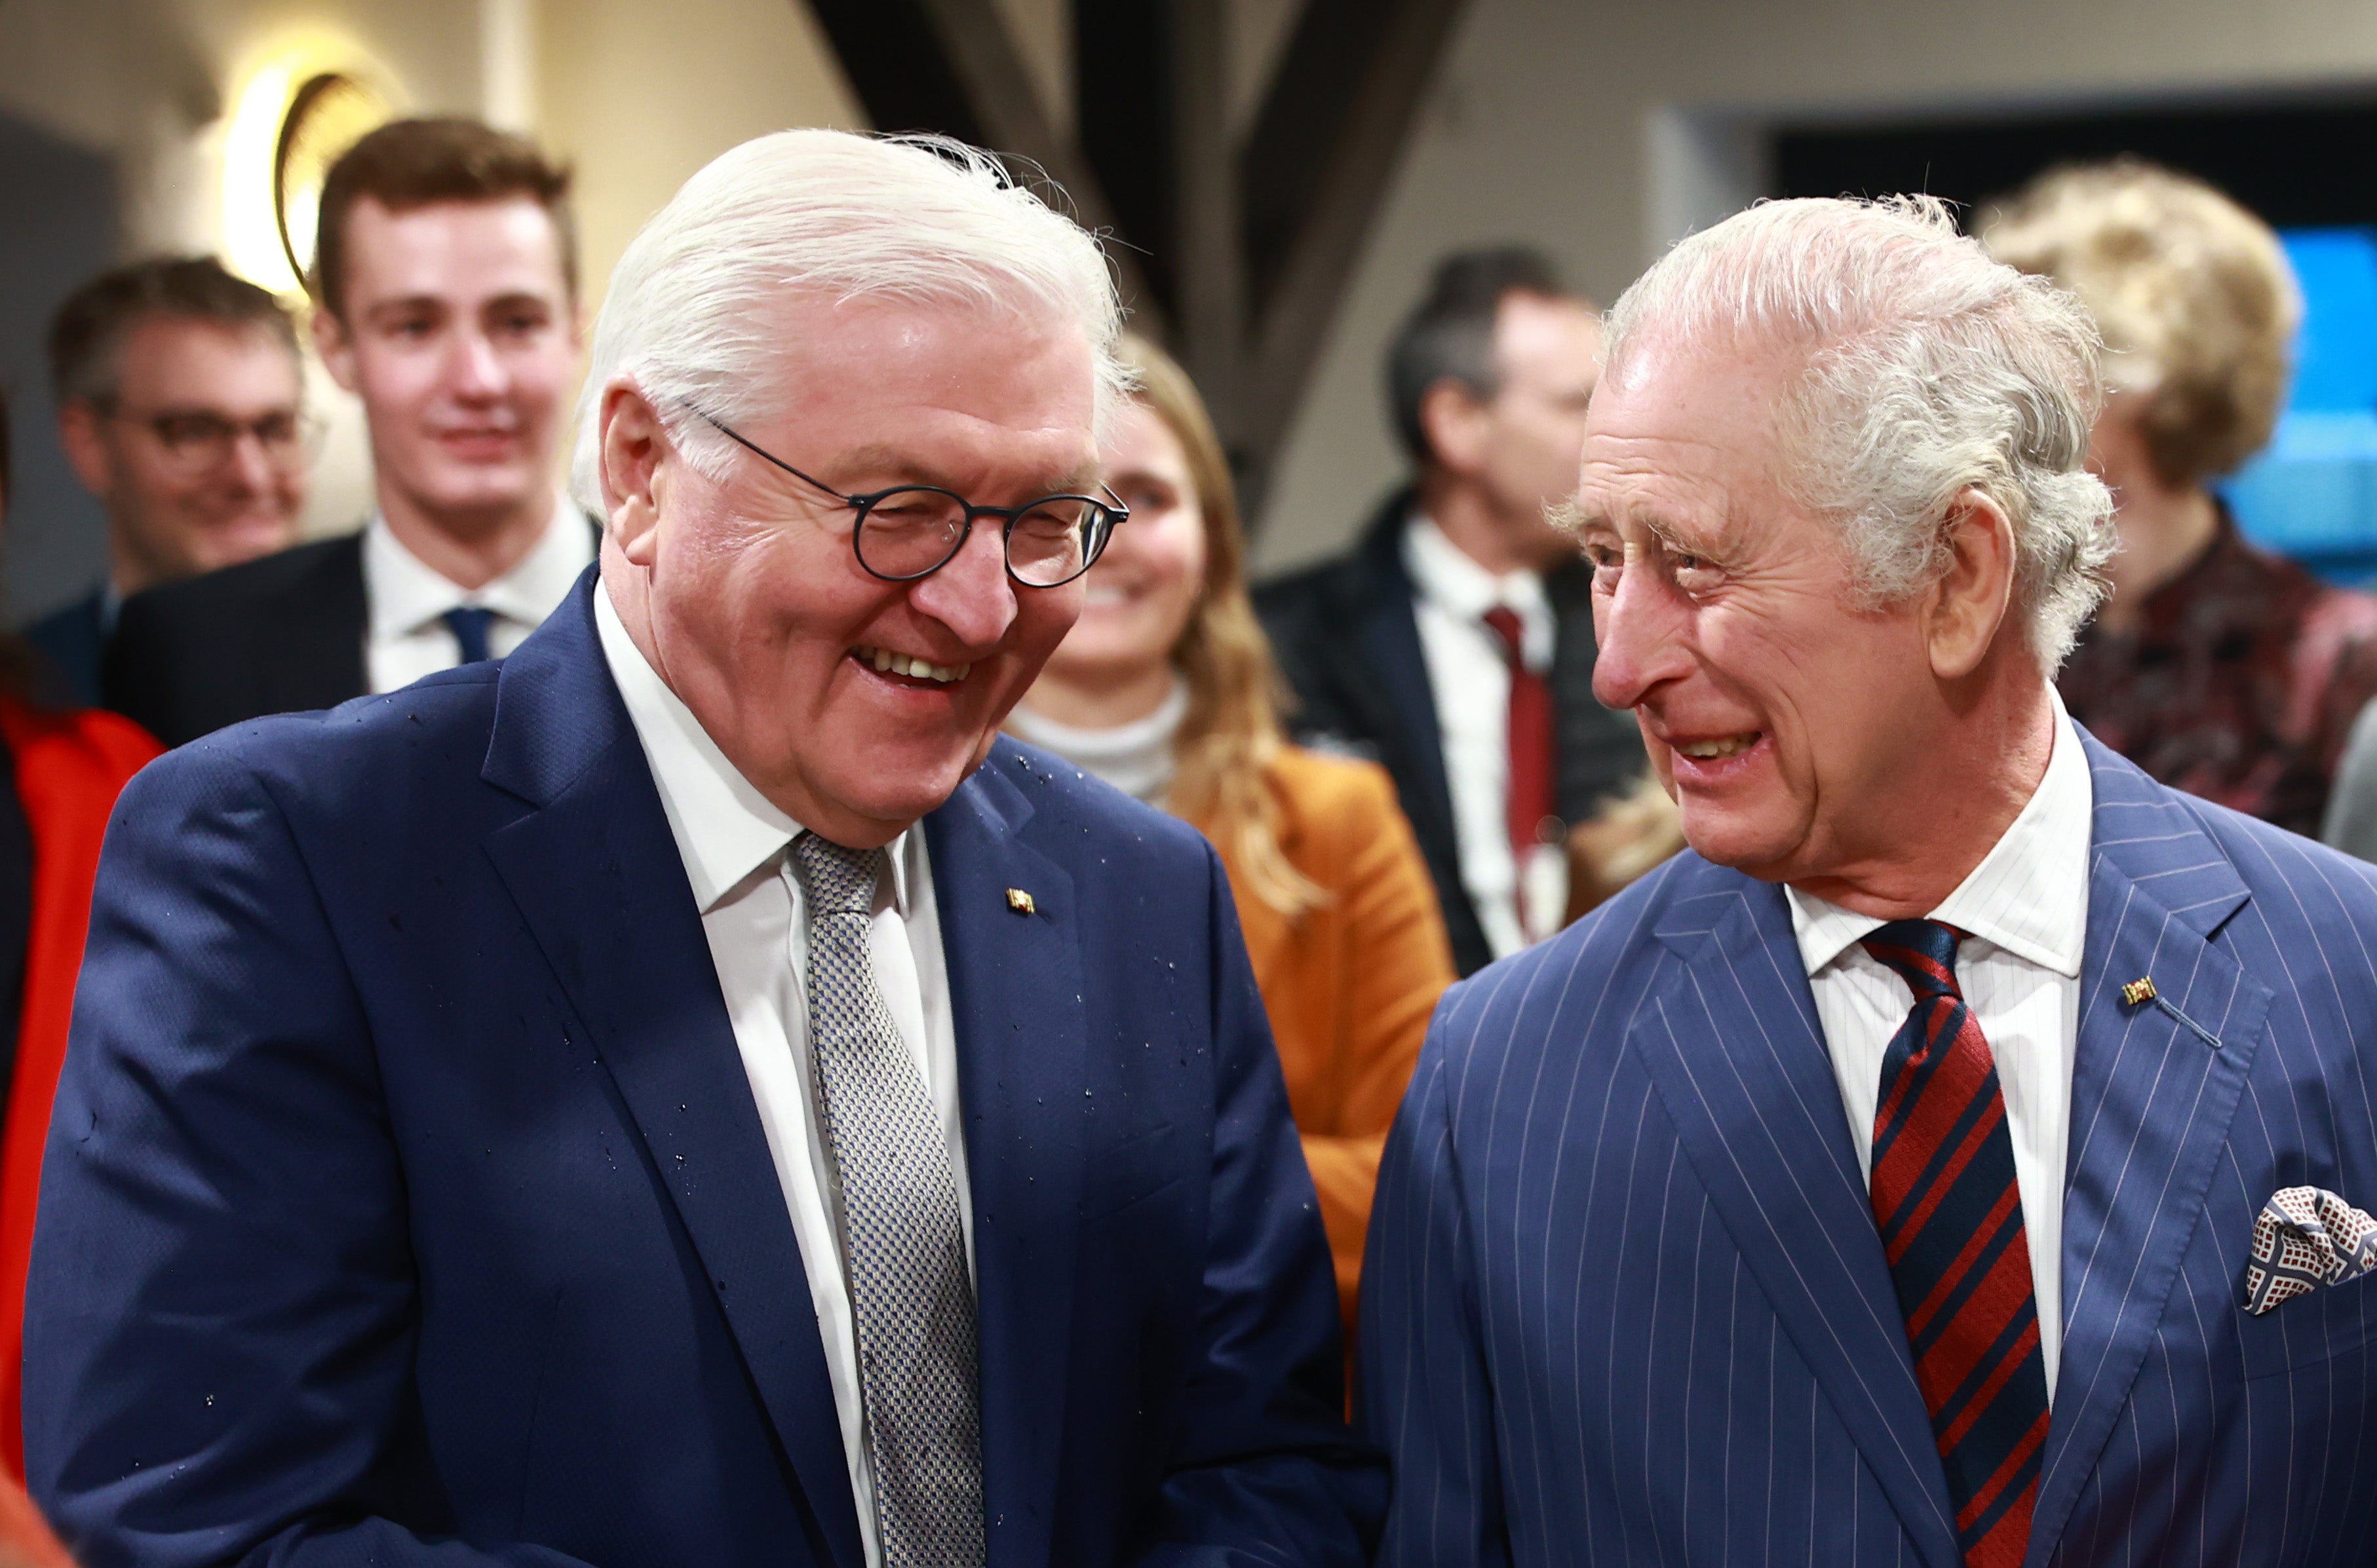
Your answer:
[858,647,969,684]
[1678,735,1755,760]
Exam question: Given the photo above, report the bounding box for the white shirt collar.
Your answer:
[1787,689,2093,980]
[1402,512,1555,667]
[593,584,912,917]
[364,495,593,641]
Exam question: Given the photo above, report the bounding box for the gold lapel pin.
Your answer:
[1005,887,1036,915]
[2121,977,2158,1006]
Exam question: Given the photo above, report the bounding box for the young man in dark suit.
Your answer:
[1256,249,1642,975]
[103,117,590,746]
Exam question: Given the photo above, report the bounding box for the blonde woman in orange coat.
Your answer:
[1009,335,1454,1331]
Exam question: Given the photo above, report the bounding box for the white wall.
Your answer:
[1253,0,2377,573]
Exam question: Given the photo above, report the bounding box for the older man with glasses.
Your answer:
[32,256,313,706]
[24,129,1383,1568]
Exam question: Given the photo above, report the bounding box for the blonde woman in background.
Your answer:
[1984,159,2377,835]
[1009,334,1454,1330]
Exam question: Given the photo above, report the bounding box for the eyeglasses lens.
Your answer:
[1009,499,1098,587]
[856,489,970,579]
[149,411,320,474]
[856,489,1106,586]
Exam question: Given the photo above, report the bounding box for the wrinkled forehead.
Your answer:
[1576,324,1807,534]
[743,292,1103,487]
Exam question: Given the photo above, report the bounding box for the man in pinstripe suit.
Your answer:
[1364,193,2377,1568]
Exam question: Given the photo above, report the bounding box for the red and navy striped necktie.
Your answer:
[1861,919,2050,1568]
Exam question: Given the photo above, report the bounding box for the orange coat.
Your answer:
[0,698,160,1482]
[1183,747,1454,1329]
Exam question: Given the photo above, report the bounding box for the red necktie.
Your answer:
[1482,606,1556,904]
[1861,920,2050,1568]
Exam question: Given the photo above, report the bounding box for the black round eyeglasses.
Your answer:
[687,406,1129,588]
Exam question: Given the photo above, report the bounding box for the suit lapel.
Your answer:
[479,583,865,1568]
[1629,864,1963,1568]
[2024,738,2273,1567]
[923,746,1087,1568]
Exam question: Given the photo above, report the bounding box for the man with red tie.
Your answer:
[1257,250,1644,974]
[1364,195,2377,1566]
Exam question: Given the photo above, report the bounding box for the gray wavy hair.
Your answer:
[1604,195,2115,672]
[570,129,1126,512]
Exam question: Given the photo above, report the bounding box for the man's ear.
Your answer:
[311,307,359,395]
[1925,486,2020,681]
[600,380,670,568]
[1417,377,1492,477]
[55,400,112,497]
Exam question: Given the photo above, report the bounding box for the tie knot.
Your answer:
[1481,605,1524,663]
[790,833,885,915]
[1859,918,1964,1003]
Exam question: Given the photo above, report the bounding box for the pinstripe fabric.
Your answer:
[1362,731,2377,1568]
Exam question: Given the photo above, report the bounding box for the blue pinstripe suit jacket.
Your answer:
[1362,733,2377,1567]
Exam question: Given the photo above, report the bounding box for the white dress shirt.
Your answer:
[364,497,594,693]
[1786,695,2091,1400]
[596,588,971,1568]
[1403,513,1562,957]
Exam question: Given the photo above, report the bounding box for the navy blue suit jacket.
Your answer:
[26,575,1383,1567]
[1364,733,2377,1566]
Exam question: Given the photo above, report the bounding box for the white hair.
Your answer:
[569,129,1126,510]
[1604,195,2116,672]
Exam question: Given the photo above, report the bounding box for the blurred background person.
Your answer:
[29,258,308,707]
[1257,248,1644,977]
[1008,333,1454,1331]
[2325,697,2377,860]
[0,389,162,1495]
[104,117,589,747]
[1984,159,2377,836]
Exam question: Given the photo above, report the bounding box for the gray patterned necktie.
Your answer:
[790,833,985,1568]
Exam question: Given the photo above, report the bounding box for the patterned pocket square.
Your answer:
[2243,1186,2377,1316]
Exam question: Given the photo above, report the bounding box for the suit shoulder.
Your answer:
[116,534,361,635]
[2171,787,2377,928]
[984,735,1213,863]
[148,663,500,800]
[1426,851,1712,1072]
[1251,548,1373,632]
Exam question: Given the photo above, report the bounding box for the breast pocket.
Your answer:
[1079,1121,1181,1224]
[2236,1267,2377,1382]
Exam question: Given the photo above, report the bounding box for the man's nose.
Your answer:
[222,428,279,495]
[446,330,507,398]
[1590,562,1693,712]
[907,516,1017,651]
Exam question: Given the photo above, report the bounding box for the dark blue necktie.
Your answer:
[1860,919,2049,1568]
[442,607,496,666]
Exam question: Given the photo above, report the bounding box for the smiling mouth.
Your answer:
[1674,733,1761,761]
[855,645,971,685]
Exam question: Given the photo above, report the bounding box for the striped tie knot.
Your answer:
[790,833,883,917]
[1861,918,1966,1004]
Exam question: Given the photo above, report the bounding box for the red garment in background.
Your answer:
[0,697,160,1482]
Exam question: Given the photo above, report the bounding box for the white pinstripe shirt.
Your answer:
[1786,697,2092,1400]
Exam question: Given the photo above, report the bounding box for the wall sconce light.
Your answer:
[222,43,393,296]
[274,73,391,293]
